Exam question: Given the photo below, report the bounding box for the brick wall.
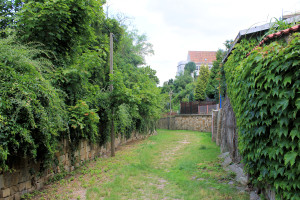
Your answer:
[157,114,212,132]
[0,131,153,200]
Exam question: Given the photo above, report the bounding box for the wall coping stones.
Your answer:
[160,114,212,119]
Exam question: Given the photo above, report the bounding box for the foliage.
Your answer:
[0,0,23,36]
[0,36,67,171]
[184,62,196,74]
[68,100,99,143]
[225,32,300,199]
[195,65,210,101]
[206,49,224,100]
[16,0,104,60]
[0,1,163,172]
[116,29,154,67]
[173,73,193,94]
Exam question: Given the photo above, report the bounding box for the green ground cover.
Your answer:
[28,130,249,200]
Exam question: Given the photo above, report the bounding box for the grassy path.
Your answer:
[29,130,249,200]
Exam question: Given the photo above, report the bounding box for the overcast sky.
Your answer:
[105,0,300,85]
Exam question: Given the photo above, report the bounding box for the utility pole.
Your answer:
[110,33,115,157]
[169,90,173,115]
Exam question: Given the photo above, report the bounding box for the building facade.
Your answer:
[177,51,217,76]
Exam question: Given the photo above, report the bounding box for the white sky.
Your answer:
[105,0,300,85]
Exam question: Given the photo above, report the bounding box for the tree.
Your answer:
[16,0,105,61]
[0,0,23,36]
[173,73,193,93]
[0,1,163,170]
[206,49,224,99]
[195,65,210,101]
[184,62,196,74]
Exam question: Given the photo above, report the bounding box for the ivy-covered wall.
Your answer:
[224,32,299,199]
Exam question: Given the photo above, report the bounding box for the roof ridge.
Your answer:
[246,24,300,57]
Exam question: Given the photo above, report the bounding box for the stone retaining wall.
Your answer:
[157,114,212,132]
[213,96,275,199]
[0,132,152,200]
[212,96,241,163]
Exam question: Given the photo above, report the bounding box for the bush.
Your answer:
[0,37,67,171]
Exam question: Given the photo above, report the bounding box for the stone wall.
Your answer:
[212,96,240,162]
[0,132,152,200]
[157,114,212,132]
[213,96,275,199]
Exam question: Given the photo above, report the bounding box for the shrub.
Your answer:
[0,37,67,171]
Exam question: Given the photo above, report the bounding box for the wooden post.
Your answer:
[110,33,115,157]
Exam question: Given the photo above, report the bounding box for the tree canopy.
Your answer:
[0,0,163,171]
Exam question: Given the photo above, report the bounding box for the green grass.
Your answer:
[85,129,248,200]
[31,130,249,200]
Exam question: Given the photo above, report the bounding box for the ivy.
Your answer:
[225,32,300,199]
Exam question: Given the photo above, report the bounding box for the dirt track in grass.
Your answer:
[28,130,249,200]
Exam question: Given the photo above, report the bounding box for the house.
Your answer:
[176,60,188,76]
[177,51,216,76]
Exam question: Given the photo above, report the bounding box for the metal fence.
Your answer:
[198,104,219,114]
[180,101,218,114]
[180,102,200,114]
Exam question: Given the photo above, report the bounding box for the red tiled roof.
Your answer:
[188,51,216,65]
[246,24,300,57]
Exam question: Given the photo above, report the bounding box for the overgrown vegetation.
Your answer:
[225,22,299,199]
[28,130,249,200]
[0,0,163,171]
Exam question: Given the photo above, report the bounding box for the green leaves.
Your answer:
[0,36,67,170]
[195,65,210,101]
[284,152,297,166]
[0,1,162,172]
[225,32,300,199]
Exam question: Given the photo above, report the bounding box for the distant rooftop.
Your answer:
[188,51,216,65]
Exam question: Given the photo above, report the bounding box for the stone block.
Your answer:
[59,155,65,164]
[36,182,43,190]
[9,186,18,194]
[80,153,86,161]
[0,175,3,189]
[0,188,10,198]
[25,181,31,190]
[74,150,79,157]
[1,197,14,200]
[19,168,30,183]
[64,166,69,173]
[3,172,19,188]
[14,192,20,200]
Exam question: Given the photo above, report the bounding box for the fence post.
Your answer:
[212,111,214,141]
[207,105,208,114]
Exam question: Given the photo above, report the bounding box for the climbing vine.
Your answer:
[225,32,299,199]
